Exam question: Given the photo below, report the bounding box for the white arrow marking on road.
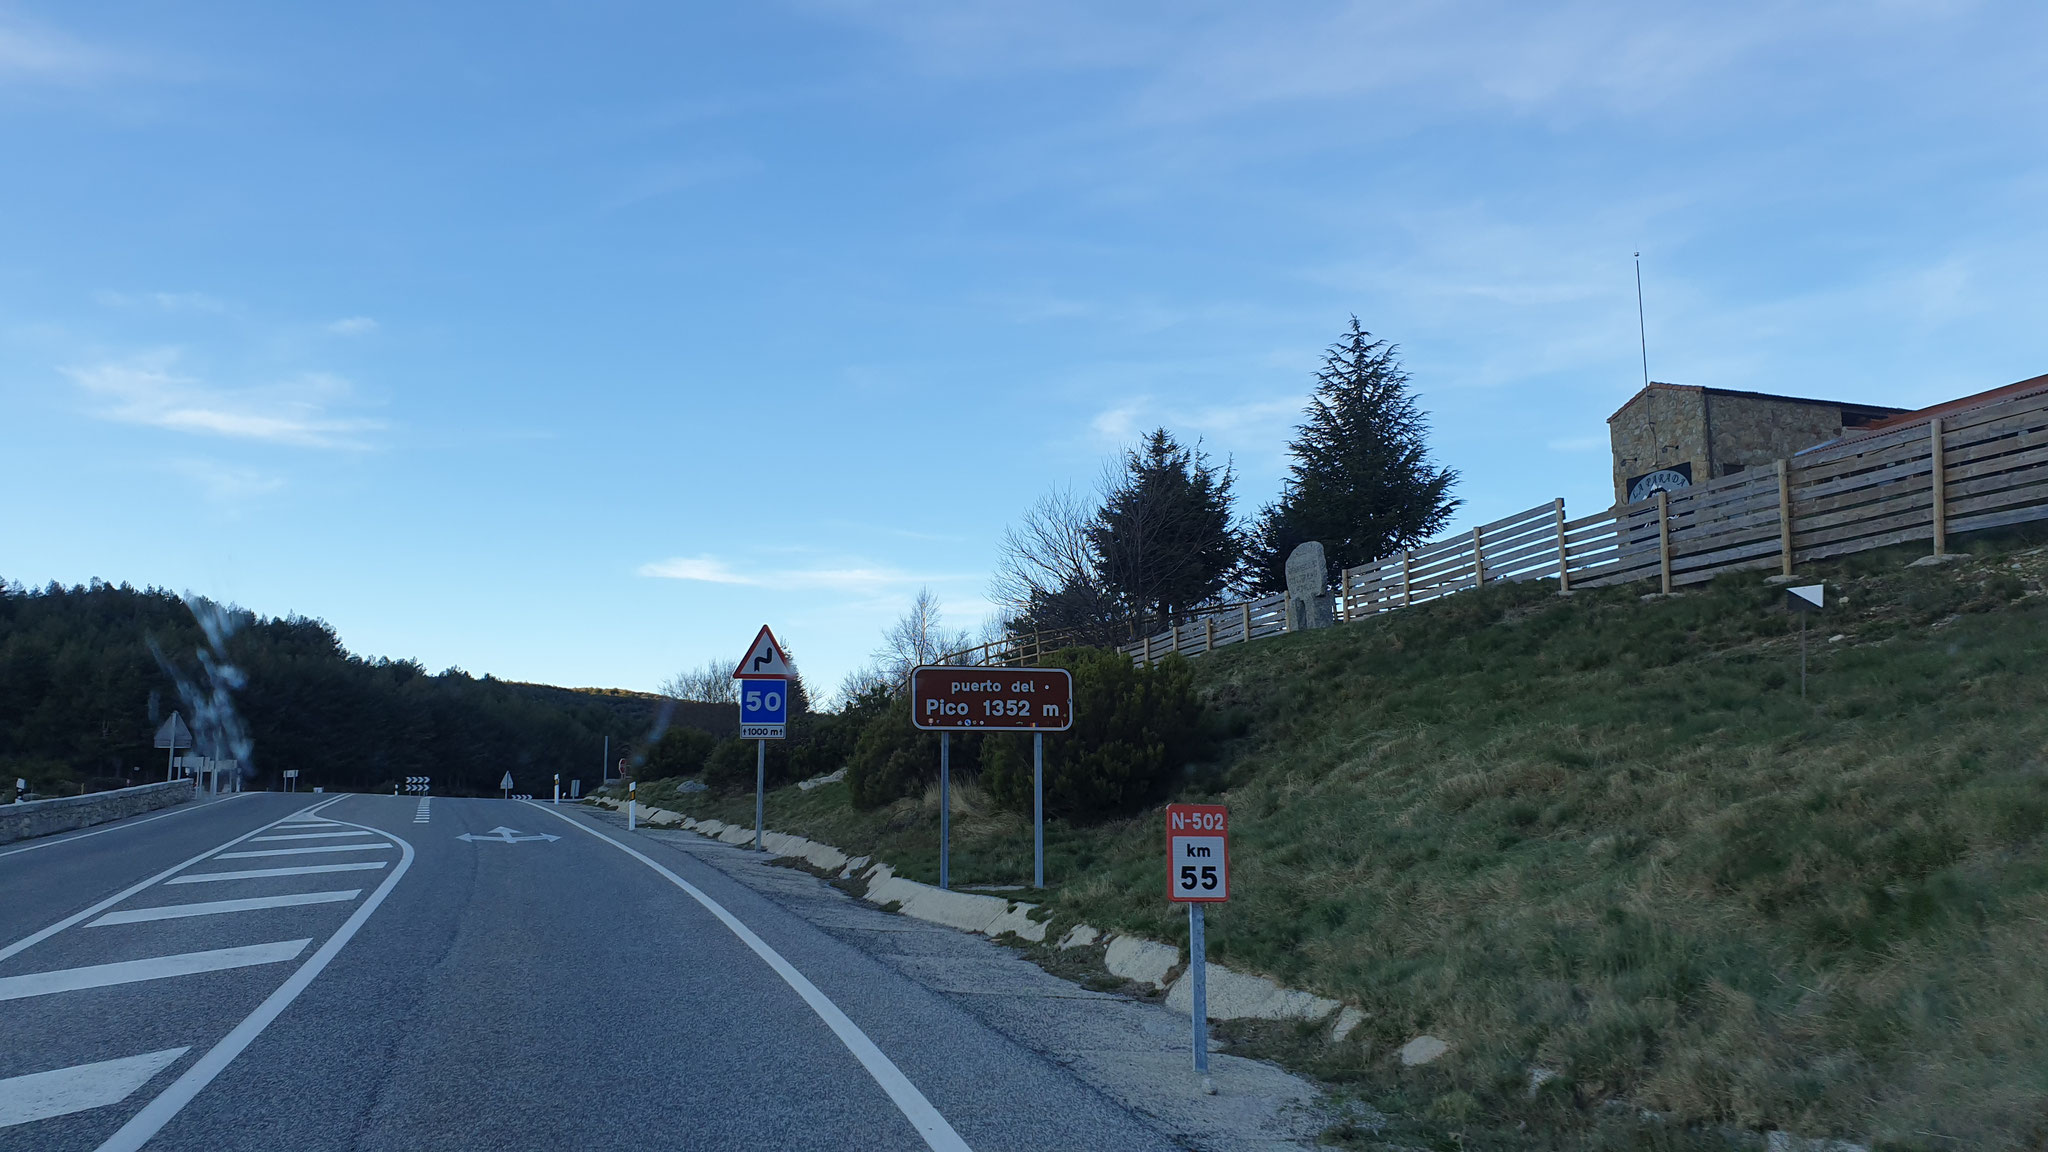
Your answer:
[456,826,560,844]
[0,1047,190,1128]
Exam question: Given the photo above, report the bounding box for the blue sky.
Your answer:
[4,2,2044,698]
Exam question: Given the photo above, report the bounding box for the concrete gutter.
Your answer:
[597,796,1360,1032]
[0,779,195,845]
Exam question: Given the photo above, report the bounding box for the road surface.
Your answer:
[0,792,1188,1151]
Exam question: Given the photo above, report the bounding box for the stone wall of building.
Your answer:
[0,779,195,845]
[1608,385,1709,504]
[1703,392,1848,478]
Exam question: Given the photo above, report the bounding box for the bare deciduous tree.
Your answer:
[658,659,737,705]
[873,586,971,684]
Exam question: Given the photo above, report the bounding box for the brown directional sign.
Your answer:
[910,666,1073,731]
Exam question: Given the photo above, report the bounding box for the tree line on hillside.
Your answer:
[992,318,1460,647]
[0,580,670,798]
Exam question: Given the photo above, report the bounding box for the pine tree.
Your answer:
[1090,429,1241,636]
[1248,319,1459,590]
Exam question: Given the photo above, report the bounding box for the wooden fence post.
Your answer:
[1776,459,1793,577]
[1930,416,1947,557]
[1552,497,1570,592]
[1400,550,1412,607]
[1204,618,1216,654]
[1656,489,1673,594]
[1472,527,1486,587]
[1241,601,1253,643]
[1336,572,1350,622]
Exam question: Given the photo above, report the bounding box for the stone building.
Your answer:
[1606,383,1908,506]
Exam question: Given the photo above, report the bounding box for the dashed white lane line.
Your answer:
[94,816,414,1152]
[523,801,974,1152]
[213,843,393,860]
[249,831,376,842]
[0,1048,190,1128]
[166,861,388,884]
[87,891,362,927]
[0,940,311,1002]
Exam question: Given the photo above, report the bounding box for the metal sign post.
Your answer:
[1167,803,1229,1094]
[553,774,560,805]
[154,712,192,783]
[1787,584,1825,698]
[1033,733,1044,889]
[628,780,638,830]
[734,626,794,852]
[911,666,1074,891]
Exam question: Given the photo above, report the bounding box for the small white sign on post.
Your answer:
[1166,803,1229,1093]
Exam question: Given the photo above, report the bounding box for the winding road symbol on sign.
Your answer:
[457,826,560,844]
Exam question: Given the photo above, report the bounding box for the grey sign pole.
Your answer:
[939,732,950,890]
[1190,903,1211,1087]
[754,739,765,851]
[1033,732,1044,889]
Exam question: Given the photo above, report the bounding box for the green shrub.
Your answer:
[980,648,1208,822]
[640,724,716,781]
[845,691,985,809]
[703,736,790,794]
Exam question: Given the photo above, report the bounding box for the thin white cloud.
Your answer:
[0,19,121,84]
[95,290,233,314]
[638,554,968,596]
[167,458,286,503]
[637,556,756,584]
[326,316,378,336]
[67,351,384,450]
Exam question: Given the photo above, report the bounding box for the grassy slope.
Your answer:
[635,544,2048,1151]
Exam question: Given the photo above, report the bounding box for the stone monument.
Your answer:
[1283,541,1336,631]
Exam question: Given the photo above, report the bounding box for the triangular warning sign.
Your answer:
[1787,584,1825,610]
[500,771,515,790]
[154,712,193,750]
[732,625,793,679]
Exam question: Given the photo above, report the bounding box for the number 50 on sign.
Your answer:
[1166,804,1228,902]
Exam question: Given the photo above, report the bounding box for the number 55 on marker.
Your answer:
[1165,804,1229,902]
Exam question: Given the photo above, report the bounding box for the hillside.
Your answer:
[0,579,671,797]
[634,542,2048,1151]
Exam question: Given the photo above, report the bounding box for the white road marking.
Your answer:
[523,801,974,1152]
[166,861,388,884]
[0,1048,190,1128]
[95,816,414,1152]
[87,891,362,927]
[0,796,249,861]
[0,799,349,966]
[249,831,375,842]
[213,842,393,860]
[0,940,311,1002]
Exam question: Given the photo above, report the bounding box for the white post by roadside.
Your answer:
[628,780,637,830]
[553,773,560,805]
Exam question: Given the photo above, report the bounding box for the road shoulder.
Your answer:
[582,806,1330,1152]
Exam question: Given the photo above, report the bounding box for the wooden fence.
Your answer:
[1114,384,2048,665]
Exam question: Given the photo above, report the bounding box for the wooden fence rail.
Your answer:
[1111,387,2048,665]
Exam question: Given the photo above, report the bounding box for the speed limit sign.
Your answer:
[1166,804,1228,902]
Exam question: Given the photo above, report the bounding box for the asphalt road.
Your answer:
[0,793,1184,1151]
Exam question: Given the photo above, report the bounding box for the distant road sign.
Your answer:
[153,713,193,750]
[283,770,299,779]
[405,776,431,794]
[910,666,1073,731]
[740,679,787,740]
[732,626,794,680]
[500,771,515,790]
[1166,804,1229,903]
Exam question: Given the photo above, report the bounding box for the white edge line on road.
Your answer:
[0,795,252,861]
[522,801,973,1152]
[94,809,414,1152]
[0,797,349,967]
